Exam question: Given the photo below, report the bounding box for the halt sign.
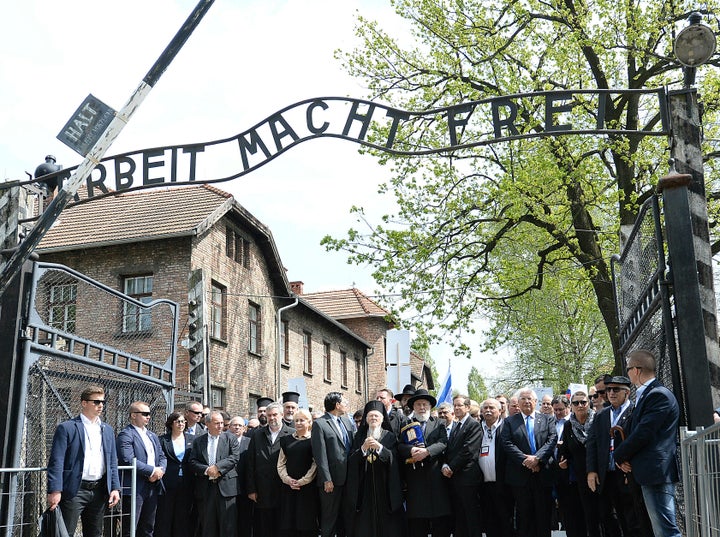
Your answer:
[57,94,116,156]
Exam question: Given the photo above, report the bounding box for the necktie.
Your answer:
[337,417,350,453]
[526,415,537,454]
[208,435,217,466]
[609,407,622,470]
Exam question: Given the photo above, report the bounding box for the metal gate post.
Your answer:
[658,172,714,428]
[0,256,34,530]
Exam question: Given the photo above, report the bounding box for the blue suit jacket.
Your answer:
[613,379,679,485]
[116,424,168,495]
[47,415,121,499]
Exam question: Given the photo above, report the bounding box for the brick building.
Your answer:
[36,184,432,417]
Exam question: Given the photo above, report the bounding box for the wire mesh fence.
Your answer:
[681,423,720,537]
[611,195,684,415]
[0,465,135,537]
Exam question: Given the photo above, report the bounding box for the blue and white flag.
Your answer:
[437,362,453,405]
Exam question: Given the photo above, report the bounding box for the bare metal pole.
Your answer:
[0,0,216,296]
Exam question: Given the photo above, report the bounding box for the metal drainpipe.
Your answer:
[276,296,299,400]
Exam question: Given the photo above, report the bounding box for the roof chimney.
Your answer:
[289,281,304,295]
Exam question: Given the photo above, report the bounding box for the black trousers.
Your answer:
[478,481,513,537]
[407,515,452,537]
[512,479,553,537]
[449,480,482,537]
[59,482,108,537]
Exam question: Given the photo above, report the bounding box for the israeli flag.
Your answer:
[437,362,453,405]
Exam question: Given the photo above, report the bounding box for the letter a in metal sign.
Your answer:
[57,94,116,156]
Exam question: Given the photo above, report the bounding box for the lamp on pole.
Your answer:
[659,11,718,427]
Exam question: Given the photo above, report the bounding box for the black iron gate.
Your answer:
[611,194,686,424]
[1,261,180,535]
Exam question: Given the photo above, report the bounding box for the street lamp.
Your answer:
[674,11,717,86]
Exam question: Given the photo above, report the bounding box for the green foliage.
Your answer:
[467,366,488,402]
[324,0,720,376]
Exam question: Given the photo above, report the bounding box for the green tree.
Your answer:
[323,0,720,373]
[467,366,488,402]
[484,265,612,393]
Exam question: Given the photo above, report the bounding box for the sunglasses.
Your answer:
[590,394,600,399]
[189,410,203,415]
[595,390,606,395]
[572,400,589,406]
[627,366,641,373]
[84,399,105,405]
[606,386,627,393]
[132,411,151,417]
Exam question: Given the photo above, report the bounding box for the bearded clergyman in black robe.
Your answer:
[344,400,403,537]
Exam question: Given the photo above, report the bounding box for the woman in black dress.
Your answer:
[558,390,600,537]
[345,400,403,537]
[276,408,318,537]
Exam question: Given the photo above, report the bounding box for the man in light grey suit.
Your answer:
[311,392,355,537]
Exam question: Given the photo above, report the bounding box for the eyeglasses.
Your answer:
[132,411,151,417]
[572,400,589,406]
[84,399,105,405]
[606,386,627,393]
[590,394,600,399]
[627,366,641,373]
[189,410,203,415]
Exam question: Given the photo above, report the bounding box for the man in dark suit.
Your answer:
[500,387,557,537]
[189,411,241,537]
[441,394,483,537]
[246,401,294,537]
[117,401,167,537]
[47,385,121,537]
[398,389,452,537]
[614,349,681,537]
[228,416,253,537]
[586,375,650,537]
[311,392,355,537]
[478,398,513,537]
[184,401,206,436]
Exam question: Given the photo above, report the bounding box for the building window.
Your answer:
[210,282,227,340]
[340,350,348,388]
[355,355,362,393]
[211,386,225,409]
[226,227,251,268]
[49,283,77,332]
[303,331,312,374]
[123,275,152,332]
[225,227,234,259]
[242,238,251,268]
[323,341,332,382]
[249,302,261,354]
[280,320,290,366]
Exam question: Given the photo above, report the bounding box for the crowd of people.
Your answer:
[46,348,683,537]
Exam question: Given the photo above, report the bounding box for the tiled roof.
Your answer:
[301,288,391,319]
[38,185,232,251]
